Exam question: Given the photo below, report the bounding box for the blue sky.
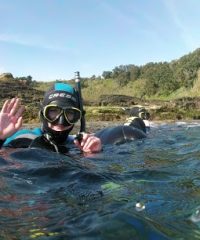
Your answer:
[0,0,199,81]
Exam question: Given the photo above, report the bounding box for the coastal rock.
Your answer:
[0,73,14,80]
[98,94,140,106]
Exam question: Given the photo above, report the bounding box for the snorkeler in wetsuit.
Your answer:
[0,83,149,151]
[0,83,101,153]
[95,107,149,145]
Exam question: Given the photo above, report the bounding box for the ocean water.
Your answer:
[1,122,200,239]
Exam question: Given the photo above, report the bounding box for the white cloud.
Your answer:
[0,33,75,52]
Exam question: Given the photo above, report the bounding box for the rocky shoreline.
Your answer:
[24,121,123,134]
[24,118,200,137]
[1,75,200,123]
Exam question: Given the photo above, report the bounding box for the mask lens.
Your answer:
[44,106,62,122]
[64,108,81,124]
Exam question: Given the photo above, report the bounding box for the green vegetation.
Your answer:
[81,48,200,101]
[1,48,200,122]
[85,106,126,121]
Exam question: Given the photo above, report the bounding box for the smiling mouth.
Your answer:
[48,124,72,131]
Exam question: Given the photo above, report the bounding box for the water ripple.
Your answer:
[0,122,200,239]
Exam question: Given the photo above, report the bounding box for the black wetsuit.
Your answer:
[95,117,146,145]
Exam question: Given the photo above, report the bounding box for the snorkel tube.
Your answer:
[75,71,86,133]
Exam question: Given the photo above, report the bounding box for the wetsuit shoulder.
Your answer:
[3,128,43,148]
[95,125,146,145]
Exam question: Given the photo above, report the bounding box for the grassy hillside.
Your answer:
[1,48,200,122]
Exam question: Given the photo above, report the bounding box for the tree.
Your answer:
[102,71,112,79]
[116,71,130,87]
[129,65,140,81]
[26,75,32,85]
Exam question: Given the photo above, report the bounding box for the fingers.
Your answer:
[1,99,11,113]
[83,137,101,153]
[6,98,17,113]
[82,136,95,152]
[1,98,24,117]
[15,116,23,130]
[10,98,21,116]
[1,98,21,115]
[14,105,25,119]
[75,133,102,153]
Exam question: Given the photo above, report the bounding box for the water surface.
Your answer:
[1,122,200,239]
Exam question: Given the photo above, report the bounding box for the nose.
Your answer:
[58,114,66,125]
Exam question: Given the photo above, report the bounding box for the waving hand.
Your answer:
[0,98,25,140]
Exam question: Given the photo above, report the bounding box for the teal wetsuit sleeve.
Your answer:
[3,128,43,147]
[1,128,75,149]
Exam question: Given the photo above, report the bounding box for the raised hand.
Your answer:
[0,98,25,140]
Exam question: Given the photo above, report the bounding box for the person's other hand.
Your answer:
[74,133,102,153]
[0,98,25,140]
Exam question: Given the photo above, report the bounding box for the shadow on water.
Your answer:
[1,122,200,239]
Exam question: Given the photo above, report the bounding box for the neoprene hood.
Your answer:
[40,83,80,144]
[42,83,79,108]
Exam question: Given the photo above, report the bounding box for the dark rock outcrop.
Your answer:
[0,73,14,80]
[0,80,45,122]
[98,94,143,106]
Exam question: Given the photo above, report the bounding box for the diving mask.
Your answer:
[43,104,81,125]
